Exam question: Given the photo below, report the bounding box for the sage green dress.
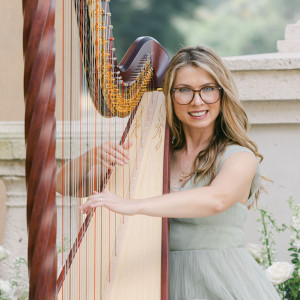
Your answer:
[170,145,280,300]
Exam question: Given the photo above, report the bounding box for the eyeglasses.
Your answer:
[171,85,223,105]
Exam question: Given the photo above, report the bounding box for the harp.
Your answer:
[23,0,170,299]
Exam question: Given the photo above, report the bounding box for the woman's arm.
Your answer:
[79,151,258,217]
[57,141,132,196]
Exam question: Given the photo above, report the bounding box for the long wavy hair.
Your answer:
[162,45,263,203]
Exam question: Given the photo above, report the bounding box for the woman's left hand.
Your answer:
[79,190,141,216]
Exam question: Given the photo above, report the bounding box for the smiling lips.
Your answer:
[188,110,208,117]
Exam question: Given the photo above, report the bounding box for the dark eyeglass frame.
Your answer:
[170,85,223,105]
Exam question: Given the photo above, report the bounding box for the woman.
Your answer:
[79,46,280,299]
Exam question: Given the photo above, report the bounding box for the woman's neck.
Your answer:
[182,126,214,156]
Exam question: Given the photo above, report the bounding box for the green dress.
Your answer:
[170,145,280,300]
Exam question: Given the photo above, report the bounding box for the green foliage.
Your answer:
[57,237,71,254]
[110,0,203,58]
[110,0,300,58]
[10,258,28,290]
[258,207,288,266]
[176,0,300,56]
[255,197,300,300]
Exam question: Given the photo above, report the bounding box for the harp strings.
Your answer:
[59,1,157,298]
[59,0,122,297]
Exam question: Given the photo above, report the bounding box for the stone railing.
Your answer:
[224,51,300,255]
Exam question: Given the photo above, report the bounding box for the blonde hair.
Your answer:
[162,45,263,203]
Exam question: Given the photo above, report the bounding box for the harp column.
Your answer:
[23,0,57,299]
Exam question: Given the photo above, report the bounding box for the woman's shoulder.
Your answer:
[217,144,257,172]
[222,143,255,157]
[218,143,261,207]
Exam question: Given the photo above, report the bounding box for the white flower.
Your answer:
[246,243,266,263]
[290,232,297,241]
[0,279,14,299]
[291,216,300,231]
[293,240,300,250]
[265,262,295,285]
[0,246,10,261]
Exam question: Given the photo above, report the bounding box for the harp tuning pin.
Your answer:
[109,25,113,29]
[112,48,116,51]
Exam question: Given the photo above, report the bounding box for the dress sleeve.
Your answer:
[217,145,261,208]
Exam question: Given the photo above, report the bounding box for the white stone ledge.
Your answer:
[1,176,26,193]
[244,100,300,125]
[284,21,300,39]
[277,40,300,53]
[4,194,80,208]
[5,193,27,207]
[223,52,300,71]
[0,122,24,139]
[232,70,300,101]
[0,161,25,176]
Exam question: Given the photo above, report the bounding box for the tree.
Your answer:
[174,0,300,56]
[110,0,203,59]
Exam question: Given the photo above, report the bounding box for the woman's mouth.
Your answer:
[188,110,208,117]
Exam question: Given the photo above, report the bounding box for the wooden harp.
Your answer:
[23,0,170,299]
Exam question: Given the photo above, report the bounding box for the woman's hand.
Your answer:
[92,140,133,169]
[79,190,141,216]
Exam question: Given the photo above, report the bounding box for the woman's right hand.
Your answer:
[92,140,133,169]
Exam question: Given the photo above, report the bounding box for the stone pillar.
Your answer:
[0,122,27,282]
[277,20,300,53]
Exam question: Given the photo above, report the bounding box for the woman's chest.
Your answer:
[170,153,193,191]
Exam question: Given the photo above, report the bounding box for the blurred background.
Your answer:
[110,0,300,58]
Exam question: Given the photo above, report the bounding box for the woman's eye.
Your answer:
[178,88,191,93]
[203,86,214,92]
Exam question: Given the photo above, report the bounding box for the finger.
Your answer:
[95,156,118,169]
[109,143,130,159]
[100,149,129,165]
[114,144,130,160]
[100,160,116,169]
[100,142,130,161]
[122,140,133,150]
[79,198,101,213]
[79,205,93,215]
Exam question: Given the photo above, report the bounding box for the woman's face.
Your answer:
[172,65,221,134]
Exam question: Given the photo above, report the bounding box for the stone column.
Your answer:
[0,122,27,282]
[277,20,300,53]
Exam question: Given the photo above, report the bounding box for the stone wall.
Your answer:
[223,51,300,259]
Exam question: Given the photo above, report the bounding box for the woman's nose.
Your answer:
[192,92,205,105]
